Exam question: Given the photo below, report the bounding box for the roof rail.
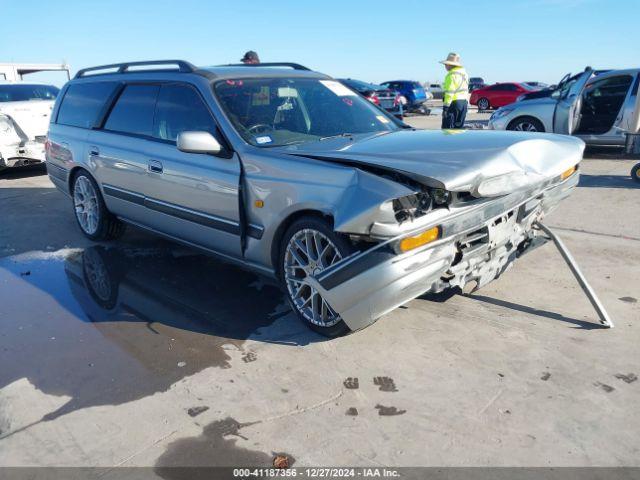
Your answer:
[220,62,310,71]
[75,60,197,79]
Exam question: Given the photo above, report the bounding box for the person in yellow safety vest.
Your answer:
[439,52,469,129]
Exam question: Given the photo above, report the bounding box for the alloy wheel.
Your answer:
[74,176,99,235]
[83,248,112,303]
[283,228,343,327]
[514,121,538,132]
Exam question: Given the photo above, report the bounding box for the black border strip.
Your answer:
[103,184,241,235]
[144,197,241,235]
[103,184,144,205]
[247,223,264,240]
[317,249,395,291]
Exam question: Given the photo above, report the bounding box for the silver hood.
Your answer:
[284,129,584,195]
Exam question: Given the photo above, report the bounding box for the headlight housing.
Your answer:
[490,107,515,121]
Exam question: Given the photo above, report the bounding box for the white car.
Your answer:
[425,83,444,100]
[0,82,60,169]
[489,68,640,146]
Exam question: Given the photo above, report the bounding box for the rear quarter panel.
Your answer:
[46,123,90,194]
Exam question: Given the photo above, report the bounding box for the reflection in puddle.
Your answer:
[0,245,310,423]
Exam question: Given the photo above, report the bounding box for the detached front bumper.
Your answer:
[310,172,579,331]
[0,140,46,168]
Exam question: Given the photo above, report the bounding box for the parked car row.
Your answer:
[337,79,403,114]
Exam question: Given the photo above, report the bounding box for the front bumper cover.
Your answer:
[309,172,579,331]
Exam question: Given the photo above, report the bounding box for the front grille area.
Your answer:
[459,226,489,256]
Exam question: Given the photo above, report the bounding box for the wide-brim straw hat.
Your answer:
[439,52,462,67]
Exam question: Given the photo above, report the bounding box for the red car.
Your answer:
[470,82,532,110]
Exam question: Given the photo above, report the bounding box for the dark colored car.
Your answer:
[338,78,402,113]
[469,77,486,92]
[517,87,555,102]
[522,82,548,90]
[470,82,533,110]
[381,80,427,111]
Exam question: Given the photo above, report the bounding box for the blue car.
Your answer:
[381,80,428,112]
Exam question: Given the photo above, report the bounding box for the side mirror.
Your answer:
[177,131,222,155]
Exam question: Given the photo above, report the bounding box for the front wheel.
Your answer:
[72,171,126,240]
[507,116,545,132]
[631,163,640,182]
[477,97,490,111]
[279,217,355,337]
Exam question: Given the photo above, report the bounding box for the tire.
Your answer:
[279,217,355,337]
[82,246,124,310]
[477,97,490,111]
[632,163,640,183]
[71,170,126,241]
[507,116,545,133]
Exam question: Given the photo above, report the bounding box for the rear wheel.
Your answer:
[507,116,545,132]
[72,171,126,241]
[477,97,490,111]
[631,163,640,183]
[279,217,354,337]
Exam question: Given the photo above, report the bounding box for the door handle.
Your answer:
[89,146,99,156]
[148,159,163,173]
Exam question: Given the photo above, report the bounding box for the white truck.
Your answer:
[0,63,70,170]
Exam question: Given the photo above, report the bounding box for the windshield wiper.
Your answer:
[319,133,353,141]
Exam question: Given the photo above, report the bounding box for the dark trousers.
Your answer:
[441,100,468,129]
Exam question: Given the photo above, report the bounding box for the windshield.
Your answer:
[214,78,398,147]
[0,84,59,102]
[552,73,580,99]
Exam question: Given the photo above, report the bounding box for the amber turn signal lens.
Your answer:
[399,226,441,253]
[561,165,577,180]
[254,200,264,208]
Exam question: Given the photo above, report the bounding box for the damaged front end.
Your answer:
[307,164,581,332]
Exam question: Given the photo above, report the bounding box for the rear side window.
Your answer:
[57,82,117,128]
[153,84,216,142]
[104,84,159,136]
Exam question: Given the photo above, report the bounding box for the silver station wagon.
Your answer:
[46,60,584,336]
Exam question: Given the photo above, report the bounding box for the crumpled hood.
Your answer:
[0,100,54,140]
[284,129,585,194]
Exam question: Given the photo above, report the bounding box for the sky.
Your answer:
[1,0,638,87]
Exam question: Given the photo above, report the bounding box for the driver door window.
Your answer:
[153,84,220,142]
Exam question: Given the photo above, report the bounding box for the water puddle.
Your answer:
[0,245,305,422]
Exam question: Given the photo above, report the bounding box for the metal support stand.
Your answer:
[534,222,613,328]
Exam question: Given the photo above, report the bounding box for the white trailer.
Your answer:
[0,63,70,82]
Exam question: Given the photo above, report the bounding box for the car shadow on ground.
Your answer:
[0,241,325,429]
[465,294,606,330]
[579,174,640,189]
[0,164,47,180]
[421,288,605,330]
